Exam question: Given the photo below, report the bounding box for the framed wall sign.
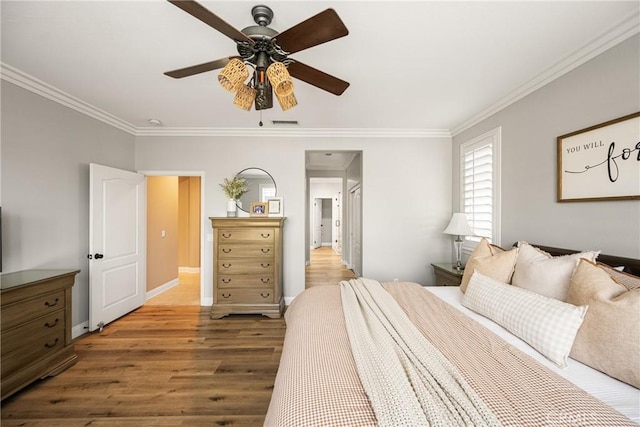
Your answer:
[557,112,640,202]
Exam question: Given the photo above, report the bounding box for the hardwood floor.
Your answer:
[305,246,357,288]
[1,306,285,426]
[2,251,351,425]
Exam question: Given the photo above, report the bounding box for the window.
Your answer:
[460,127,501,250]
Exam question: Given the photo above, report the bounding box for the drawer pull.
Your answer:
[222,248,232,253]
[45,318,60,328]
[260,278,271,284]
[222,278,232,284]
[44,298,60,308]
[261,248,270,253]
[260,233,271,238]
[222,233,232,238]
[222,263,232,269]
[260,293,270,298]
[221,293,231,299]
[44,338,59,349]
[261,263,270,268]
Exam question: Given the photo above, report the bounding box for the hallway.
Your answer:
[305,246,357,288]
[146,272,200,306]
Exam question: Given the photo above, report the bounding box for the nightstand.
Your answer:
[431,263,465,286]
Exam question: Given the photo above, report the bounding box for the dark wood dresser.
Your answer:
[1,269,79,400]
[210,217,285,319]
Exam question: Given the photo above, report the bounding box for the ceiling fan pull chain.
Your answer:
[259,110,263,127]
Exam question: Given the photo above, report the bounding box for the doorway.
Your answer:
[312,197,334,249]
[305,150,362,288]
[144,174,205,306]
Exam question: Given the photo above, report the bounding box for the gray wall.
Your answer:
[453,35,640,258]
[135,135,452,301]
[1,81,136,331]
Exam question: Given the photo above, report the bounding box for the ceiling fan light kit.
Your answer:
[265,62,294,97]
[217,58,249,93]
[164,0,350,115]
[233,84,258,111]
[276,91,298,111]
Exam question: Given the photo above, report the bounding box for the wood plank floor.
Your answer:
[305,247,357,288]
[2,249,351,425]
[1,306,285,426]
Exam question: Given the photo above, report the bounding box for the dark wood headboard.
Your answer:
[513,243,640,277]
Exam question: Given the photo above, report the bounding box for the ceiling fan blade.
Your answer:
[167,0,254,44]
[288,61,349,96]
[275,9,348,54]
[164,57,239,79]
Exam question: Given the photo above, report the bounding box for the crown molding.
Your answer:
[1,62,448,139]
[451,9,640,137]
[134,127,451,138]
[0,63,138,135]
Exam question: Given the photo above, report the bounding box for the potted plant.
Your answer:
[220,176,247,217]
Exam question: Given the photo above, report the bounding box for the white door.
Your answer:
[350,186,362,277]
[89,163,146,331]
[312,198,322,249]
[332,192,342,254]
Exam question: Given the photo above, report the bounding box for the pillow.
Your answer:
[463,271,587,367]
[511,242,599,301]
[460,238,518,293]
[597,262,640,290]
[567,259,640,388]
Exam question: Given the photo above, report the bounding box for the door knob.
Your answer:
[94,253,104,259]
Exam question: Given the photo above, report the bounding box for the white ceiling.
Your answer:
[1,1,638,137]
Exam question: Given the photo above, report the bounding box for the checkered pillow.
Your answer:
[462,271,587,367]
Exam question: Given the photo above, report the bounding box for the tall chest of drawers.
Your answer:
[1,269,79,400]
[210,217,285,319]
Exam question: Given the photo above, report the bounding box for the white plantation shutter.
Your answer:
[460,127,501,249]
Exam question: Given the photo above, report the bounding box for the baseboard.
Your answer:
[178,267,201,273]
[72,321,89,339]
[202,297,213,306]
[146,278,180,301]
[321,243,332,247]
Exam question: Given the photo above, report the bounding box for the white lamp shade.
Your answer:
[443,213,473,236]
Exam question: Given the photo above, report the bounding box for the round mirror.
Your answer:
[235,168,277,213]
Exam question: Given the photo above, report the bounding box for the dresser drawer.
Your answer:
[217,259,275,275]
[217,288,274,304]
[218,228,275,243]
[1,290,66,331]
[218,244,274,258]
[218,274,274,288]
[1,311,66,377]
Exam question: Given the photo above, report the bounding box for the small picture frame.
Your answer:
[250,202,268,217]
[267,197,284,217]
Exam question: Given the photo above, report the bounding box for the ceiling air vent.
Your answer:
[271,120,299,126]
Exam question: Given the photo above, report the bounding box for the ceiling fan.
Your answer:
[164,1,350,113]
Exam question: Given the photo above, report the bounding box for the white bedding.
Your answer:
[426,286,640,423]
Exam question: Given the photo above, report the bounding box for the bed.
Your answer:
[264,243,640,426]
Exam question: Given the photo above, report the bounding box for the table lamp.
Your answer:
[443,213,473,271]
